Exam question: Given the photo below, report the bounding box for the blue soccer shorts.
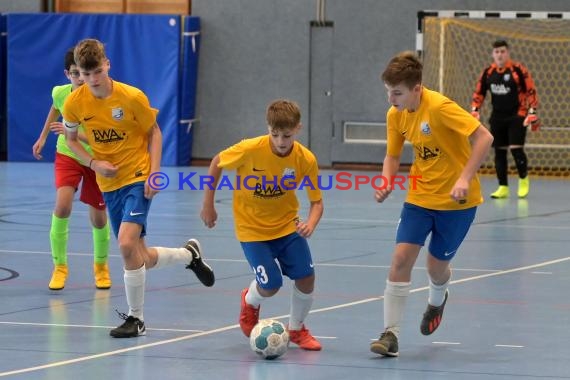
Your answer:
[240,232,315,289]
[102,182,152,239]
[396,202,477,260]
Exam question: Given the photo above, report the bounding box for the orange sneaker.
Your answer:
[288,325,322,351]
[239,288,260,337]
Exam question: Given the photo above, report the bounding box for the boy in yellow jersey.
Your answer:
[32,48,111,291]
[369,52,493,357]
[62,39,215,338]
[200,99,324,351]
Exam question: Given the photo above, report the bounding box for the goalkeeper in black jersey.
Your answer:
[471,40,539,199]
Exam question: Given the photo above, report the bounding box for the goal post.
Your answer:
[417,11,570,177]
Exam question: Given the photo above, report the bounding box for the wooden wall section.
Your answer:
[54,0,191,14]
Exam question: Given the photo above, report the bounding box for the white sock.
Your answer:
[124,265,146,321]
[289,285,313,330]
[245,280,264,307]
[428,276,450,307]
[384,280,411,337]
[153,247,192,269]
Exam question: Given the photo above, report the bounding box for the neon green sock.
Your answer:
[93,223,110,264]
[50,214,69,265]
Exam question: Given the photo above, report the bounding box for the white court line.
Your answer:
[495,344,524,348]
[0,249,505,273]
[1,255,569,377]
[0,321,202,333]
[432,342,461,345]
[0,324,240,377]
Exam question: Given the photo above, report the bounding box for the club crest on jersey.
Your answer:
[420,122,431,135]
[283,168,296,178]
[112,108,124,120]
[503,74,510,82]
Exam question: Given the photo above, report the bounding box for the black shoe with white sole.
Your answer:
[184,239,215,287]
[110,311,146,338]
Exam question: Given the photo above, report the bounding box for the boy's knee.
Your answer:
[53,205,72,218]
[258,286,279,297]
[294,275,315,293]
[118,238,138,257]
[391,253,414,274]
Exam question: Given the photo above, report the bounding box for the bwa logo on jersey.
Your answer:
[251,168,296,199]
[503,73,511,82]
[92,128,125,144]
[112,108,124,120]
[420,122,431,135]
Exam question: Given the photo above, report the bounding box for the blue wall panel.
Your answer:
[6,13,182,165]
[178,16,200,166]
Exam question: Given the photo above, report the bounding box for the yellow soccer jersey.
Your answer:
[218,135,322,242]
[62,80,158,192]
[386,87,483,210]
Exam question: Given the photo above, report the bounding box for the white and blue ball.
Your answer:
[249,319,289,359]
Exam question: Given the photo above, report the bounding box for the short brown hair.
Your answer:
[74,39,107,71]
[493,39,509,49]
[381,51,422,89]
[266,99,301,131]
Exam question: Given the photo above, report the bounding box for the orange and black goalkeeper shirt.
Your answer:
[471,60,539,118]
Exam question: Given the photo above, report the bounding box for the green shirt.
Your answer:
[52,84,92,160]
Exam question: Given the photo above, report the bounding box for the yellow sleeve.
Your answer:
[131,90,158,132]
[304,155,322,202]
[218,140,248,170]
[434,99,480,137]
[386,110,405,157]
[61,94,80,124]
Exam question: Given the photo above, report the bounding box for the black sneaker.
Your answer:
[184,239,215,287]
[420,290,449,335]
[110,311,146,338]
[370,330,399,357]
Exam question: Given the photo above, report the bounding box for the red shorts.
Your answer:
[54,152,106,210]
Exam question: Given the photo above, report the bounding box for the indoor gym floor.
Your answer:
[1,162,569,379]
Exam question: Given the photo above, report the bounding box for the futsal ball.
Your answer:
[249,319,289,360]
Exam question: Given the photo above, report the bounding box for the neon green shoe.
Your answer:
[490,185,509,199]
[518,177,530,198]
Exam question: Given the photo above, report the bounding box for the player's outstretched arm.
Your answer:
[451,124,493,202]
[63,120,93,166]
[148,123,162,175]
[145,123,163,199]
[375,155,400,203]
[64,120,117,177]
[33,106,60,160]
[296,199,323,238]
[201,154,223,228]
[470,68,489,120]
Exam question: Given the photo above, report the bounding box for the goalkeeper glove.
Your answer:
[470,107,480,120]
[523,108,540,131]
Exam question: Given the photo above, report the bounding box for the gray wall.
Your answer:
[191,0,570,164]
[0,0,43,12]
[192,0,314,155]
